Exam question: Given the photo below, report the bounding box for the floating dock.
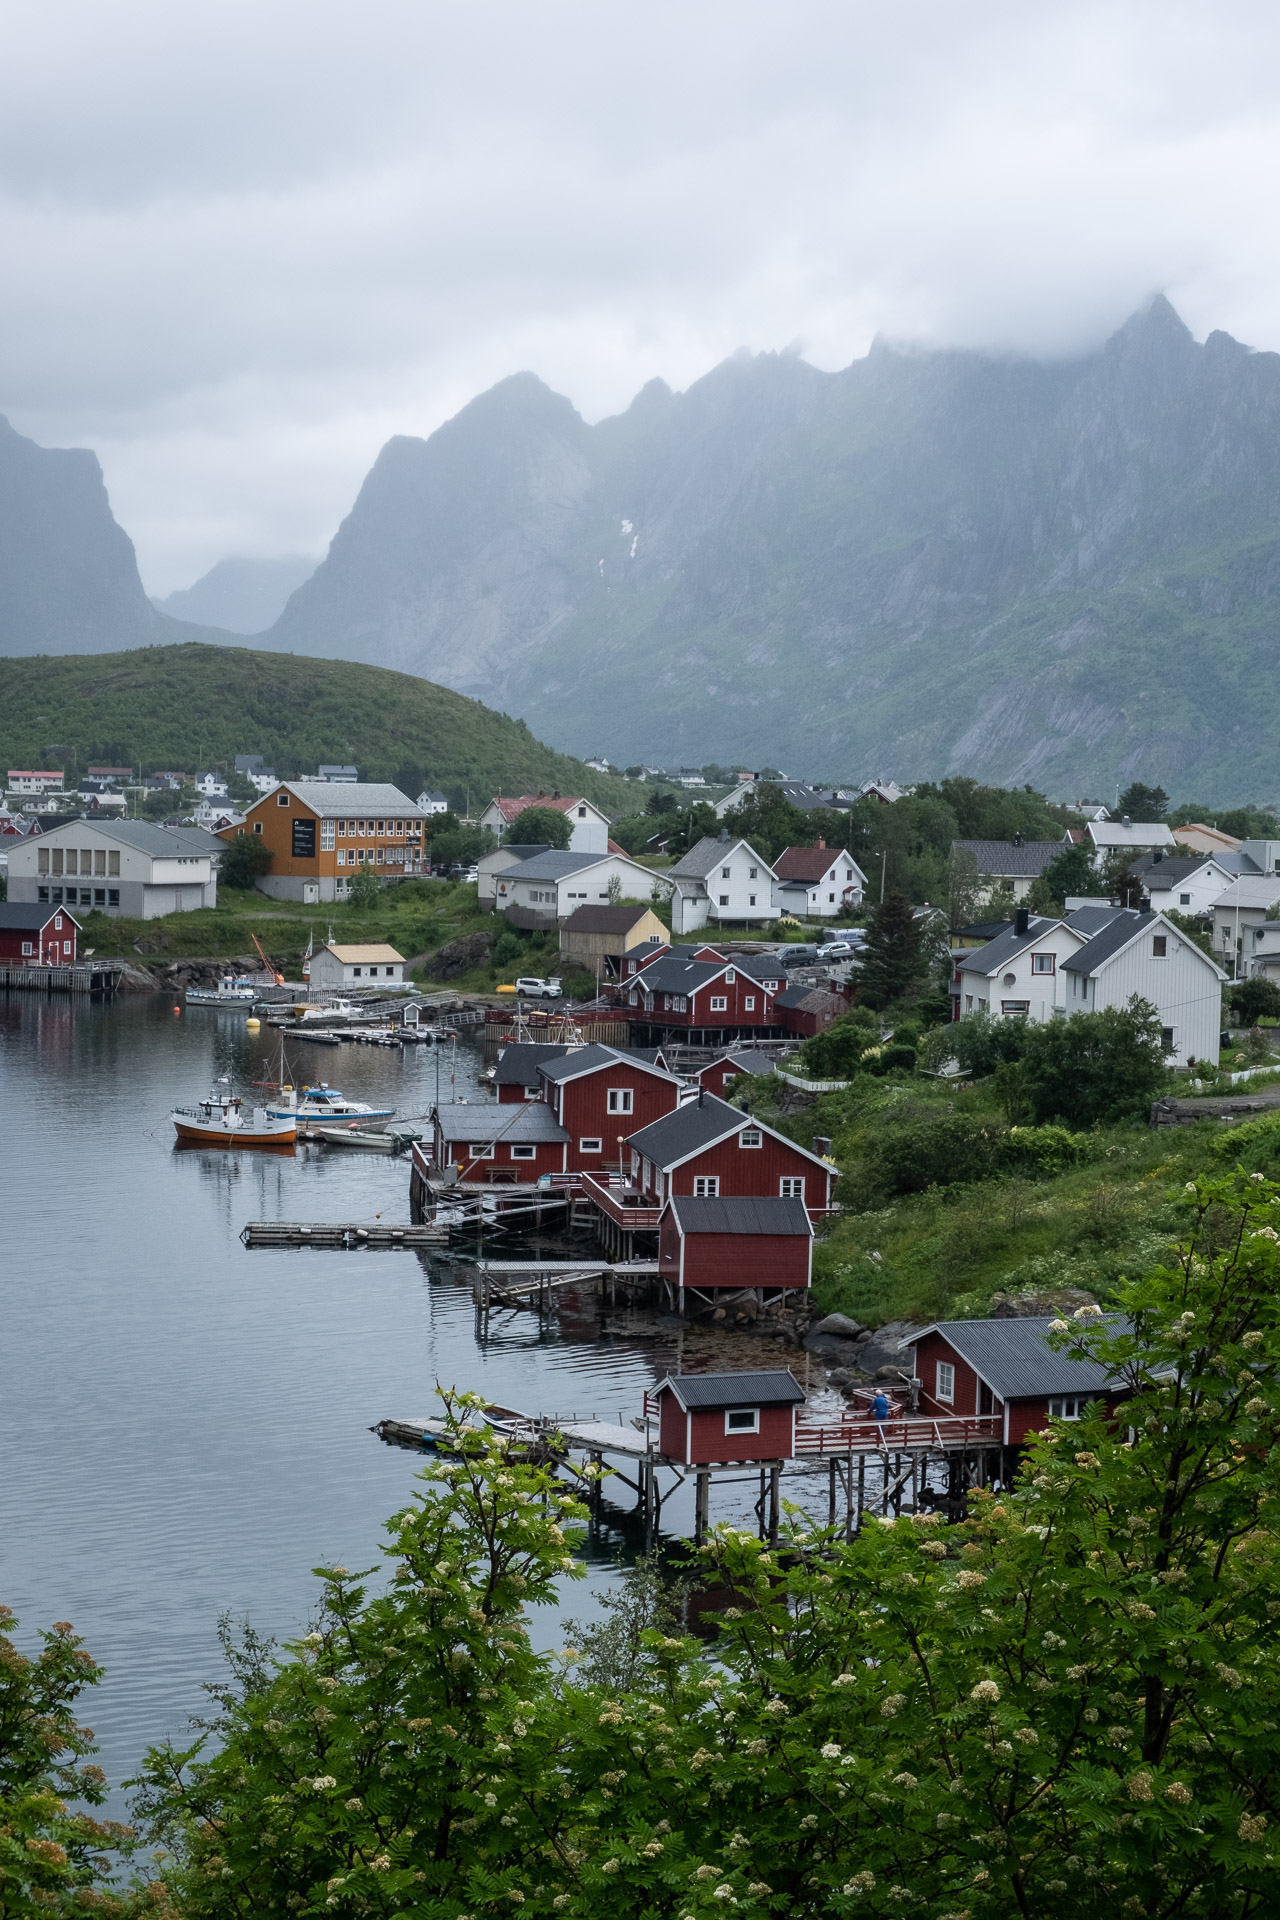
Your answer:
[0,962,125,996]
[240,1219,448,1247]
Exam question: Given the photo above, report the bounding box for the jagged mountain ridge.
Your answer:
[269,298,1280,799]
[156,554,319,634]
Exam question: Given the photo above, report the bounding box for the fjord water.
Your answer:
[0,993,677,1802]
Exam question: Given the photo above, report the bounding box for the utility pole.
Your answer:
[880,850,887,904]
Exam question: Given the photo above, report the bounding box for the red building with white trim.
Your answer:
[429,1101,569,1182]
[900,1317,1128,1448]
[658,1194,812,1300]
[536,1043,683,1174]
[625,1091,836,1219]
[623,946,785,1043]
[653,1369,807,1464]
[0,901,79,964]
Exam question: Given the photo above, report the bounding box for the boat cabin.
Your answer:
[693,1048,778,1097]
[653,1369,807,1464]
[658,1194,813,1297]
[899,1317,1127,1446]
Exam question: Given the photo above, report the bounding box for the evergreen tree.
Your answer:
[1117,780,1169,820]
[856,890,925,1006]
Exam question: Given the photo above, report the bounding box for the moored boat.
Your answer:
[171,1082,297,1148]
[185,975,257,1005]
[265,1082,395,1125]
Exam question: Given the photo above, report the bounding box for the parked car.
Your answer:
[778,945,821,968]
[515,976,562,999]
[816,939,858,961]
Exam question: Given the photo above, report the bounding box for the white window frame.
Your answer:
[936,1361,955,1404]
[277,791,290,806]
[721,866,731,878]
[693,1175,720,1197]
[779,1177,805,1199]
[579,1137,603,1153]
[606,1087,633,1114]
[1152,935,1168,958]
[510,1144,537,1161]
[21,941,32,956]
[725,1407,759,1434]
[710,995,728,1011]
[1030,952,1055,975]
[725,968,736,984]
[1048,1396,1089,1421]
[739,1128,762,1149]
[469,1142,495,1159]
[743,995,756,1010]
[320,820,335,850]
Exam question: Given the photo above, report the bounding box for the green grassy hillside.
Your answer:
[0,643,632,811]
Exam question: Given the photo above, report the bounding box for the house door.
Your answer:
[978,1381,995,1416]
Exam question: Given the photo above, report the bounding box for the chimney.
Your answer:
[1015,906,1030,936]
[812,1135,832,1157]
[1013,831,1023,848]
[718,827,728,841]
[1122,814,1131,827]
[1154,848,1163,863]
[815,836,825,850]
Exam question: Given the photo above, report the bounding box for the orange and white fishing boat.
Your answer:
[171,1079,297,1149]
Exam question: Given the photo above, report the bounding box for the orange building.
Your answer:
[221,781,427,903]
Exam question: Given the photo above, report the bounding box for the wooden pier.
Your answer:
[0,961,124,996]
[473,1258,660,1332]
[241,1219,449,1248]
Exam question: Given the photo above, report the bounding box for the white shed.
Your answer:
[308,943,406,989]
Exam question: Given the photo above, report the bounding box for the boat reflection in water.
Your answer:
[171,1078,297,1150]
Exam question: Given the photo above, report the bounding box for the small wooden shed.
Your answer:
[559,904,669,978]
[653,1369,806,1465]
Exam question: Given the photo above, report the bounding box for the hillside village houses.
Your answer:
[235,754,278,794]
[495,848,659,929]
[416,790,449,815]
[772,841,867,918]
[1131,850,1239,917]
[1211,872,1280,979]
[7,819,223,918]
[667,832,779,934]
[953,905,1226,1065]
[220,780,426,902]
[953,837,1069,905]
[6,770,64,797]
[479,794,610,853]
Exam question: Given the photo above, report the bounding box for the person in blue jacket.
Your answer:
[870,1387,891,1421]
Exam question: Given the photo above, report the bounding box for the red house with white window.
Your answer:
[0,901,79,964]
[536,1043,683,1173]
[694,1048,777,1097]
[623,947,785,1042]
[900,1317,1128,1448]
[493,1042,569,1103]
[658,1194,813,1299]
[653,1369,807,1464]
[625,1090,836,1219]
[429,1101,569,1182]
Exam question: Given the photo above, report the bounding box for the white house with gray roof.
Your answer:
[951,838,1068,905]
[667,832,778,934]
[7,819,221,918]
[496,848,663,927]
[954,913,1088,1021]
[1210,875,1280,979]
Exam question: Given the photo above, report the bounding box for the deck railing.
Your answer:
[794,1413,1002,1454]
[579,1171,663,1230]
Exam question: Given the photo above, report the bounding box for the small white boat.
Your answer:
[172,1082,297,1149]
[294,999,364,1023]
[186,976,257,1005]
[265,1083,395,1125]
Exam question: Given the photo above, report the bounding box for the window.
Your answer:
[21,941,32,956]
[66,850,78,875]
[779,1177,805,1199]
[337,850,346,866]
[739,1127,762,1149]
[693,1176,720,1196]
[1161,1027,1175,1052]
[1001,999,1030,1015]
[1152,935,1167,957]
[37,847,49,874]
[320,820,335,850]
[749,894,757,906]
[744,995,756,1011]
[748,866,758,879]
[578,805,587,817]
[51,888,63,904]
[1180,892,1191,906]
[721,866,731,878]
[719,894,729,906]
[108,890,119,907]
[607,1088,633,1114]
[94,889,105,906]
[277,791,290,806]
[762,980,777,992]
[51,849,63,875]
[54,915,63,930]
[1031,953,1055,975]
[828,893,835,903]
[725,1408,759,1434]
[37,886,48,902]
[1048,1396,1093,1421]
[253,821,263,835]
[725,968,736,984]
[94,850,106,876]
[352,966,362,977]
[470,1141,495,1159]
[628,992,638,1006]
[936,1361,955,1404]
[710,995,728,1011]
[510,1144,536,1160]
[580,1137,603,1153]
[63,941,72,956]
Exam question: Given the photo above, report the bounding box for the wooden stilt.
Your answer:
[694,1470,710,1545]
[768,1465,780,1547]
[828,1458,837,1530]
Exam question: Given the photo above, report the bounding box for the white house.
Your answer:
[479,794,611,854]
[1211,877,1280,979]
[1086,819,1176,859]
[6,770,63,795]
[317,765,359,783]
[308,943,405,989]
[951,838,1068,905]
[1060,910,1224,1065]
[195,771,228,798]
[666,833,778,934]
[7,819,219,918]
[497,848,664,925]
[1135,852,1237,918]
[772,841,867,918]
[477,841,553,906]
[955,914,1089,1022]
[1245,923,1280,986]
[235,755,278,794]
[416,790,450,815]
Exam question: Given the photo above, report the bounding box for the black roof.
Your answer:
[955,915,1062,978]
[669,1195,812,1236]
[705,1048,776,1076]
[1065,905,1134,938]
[656,1369,807,1410]
[0,901,81,930]
[630,955,725,996]
[1061,911,1156,977]
[432,1102,569,1144]
[625,1092,746,1165]
[903,1318,1123,1398]
[540,1042,676,1084]
[493,1042,568,1085]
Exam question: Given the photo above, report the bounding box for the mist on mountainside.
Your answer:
[155,555,320,635]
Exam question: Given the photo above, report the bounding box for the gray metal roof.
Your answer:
[775,984,847,1014]
[277,781,421,816]
[669,1195,812,1237]
[630,956,724,995]
[952,839,1066,878]
[707,1048,776,1075]
[1211,877,1280,911]
[902,1318,1123,1398]
[625,1092,746,1164]
[503,849,608,882]
[668,835,773,880]
[954,916,1061,977]
[560,904,661,933]
[656,1369,807,1410]
[539,1043,675,1084]
[432,1102,568,1144]
[25,818,220,858]
[735,955,784,986]
[1131,852,1217,887]
[0,901,82,929]
[492,1043,568,1085]
[1060,910,1156,976]
[1065,905,1135,937]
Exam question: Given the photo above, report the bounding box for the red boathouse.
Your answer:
[0,901,79,964]
[653,1369,807,1465]
[899,1317,1128,1447]
[658,1194,813,1302]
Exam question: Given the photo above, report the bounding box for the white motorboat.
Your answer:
[293,999,364,1023]
[185,976,257,1005]
[171,1081,296,1149]
[265,1082,396,1125]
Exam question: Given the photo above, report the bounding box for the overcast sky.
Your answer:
[4,0,1280,592]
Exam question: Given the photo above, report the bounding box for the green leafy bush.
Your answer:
[218,832,273,889]
[953,1004,1029,1076]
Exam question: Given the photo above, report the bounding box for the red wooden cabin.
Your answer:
[493,1042,569,1103]
[899,1317,1127,1447]
[658,1194,813,1296]
[537,1043,683,1173]
[694,1049,777,1097]
[0,901,79,964]
[430,1101,569,1181]
[775,983,849,1037]
[653,1369,807,1464]
[625,1091,836,1219]
[623,949,785,1040]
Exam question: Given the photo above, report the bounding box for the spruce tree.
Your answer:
[856,889,924,1005]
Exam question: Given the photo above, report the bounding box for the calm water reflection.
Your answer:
[0,992,816,1801]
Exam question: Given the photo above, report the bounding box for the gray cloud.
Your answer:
[3,0,1280,590]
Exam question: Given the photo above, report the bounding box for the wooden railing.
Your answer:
[794,1414,1002,1454]
[580,1171,663,1230]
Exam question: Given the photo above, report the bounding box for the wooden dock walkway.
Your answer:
[241,1219,448,1248]
[0,961,124,995]
[474,1258,660,1329]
